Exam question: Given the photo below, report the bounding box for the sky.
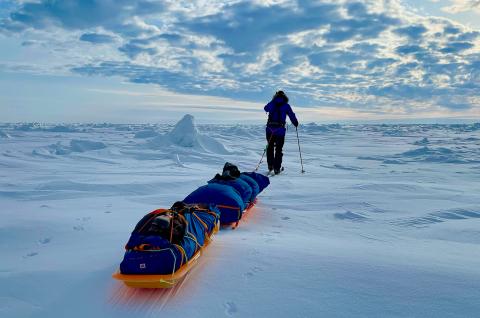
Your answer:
[0,0,479,123]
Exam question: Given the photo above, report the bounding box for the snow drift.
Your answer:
[148,114,229,154]
[34,139,107,156]
[302,122,340,134]
[0,130,11,138]
[223,125,256,138]
[44,125,78,133]
[413,137,429,146]
[134,129,159,139]
[14,123,40,131]
[360,145,480,164]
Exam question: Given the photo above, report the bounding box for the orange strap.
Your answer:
[193,212,208,231]
[217,204,242,220]
[216,204,240,211]
[173,244,186,265]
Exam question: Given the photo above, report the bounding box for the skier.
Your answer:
[264,91,299,174]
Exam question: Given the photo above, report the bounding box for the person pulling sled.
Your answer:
[264,91,299,174]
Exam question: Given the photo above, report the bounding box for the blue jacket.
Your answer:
[264,96,298,136]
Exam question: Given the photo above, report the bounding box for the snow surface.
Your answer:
[0,130,11,138]
[1,118,480,318]
[134,129,159,139]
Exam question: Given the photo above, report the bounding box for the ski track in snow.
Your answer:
[1,120,480,317]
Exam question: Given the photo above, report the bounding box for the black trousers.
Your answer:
[266,131,285,171]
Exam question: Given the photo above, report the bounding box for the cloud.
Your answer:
[118,43,157,58]
[438,96,473,110]
[79,33,115,44]
[323,2,400,43]
[181,1,341,54]
[394,25,428,40]
[440,41,474,53]
[0,0,479,114]
[442,0,480,13]
[21,40,40,46]
[444,25,461,35]
[2,0,166,31]
[396,44,424,55]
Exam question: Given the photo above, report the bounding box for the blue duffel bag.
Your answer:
[184,183,245,224]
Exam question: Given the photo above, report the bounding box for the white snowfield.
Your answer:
[1,115,480,318]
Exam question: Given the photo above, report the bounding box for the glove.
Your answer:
[293,121,299,128]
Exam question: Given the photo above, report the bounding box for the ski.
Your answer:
[268,167,284,177]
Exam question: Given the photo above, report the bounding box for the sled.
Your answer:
[112,220,219,288]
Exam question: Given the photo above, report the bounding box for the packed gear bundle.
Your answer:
[113,163,269,288]
[185,168,269,225]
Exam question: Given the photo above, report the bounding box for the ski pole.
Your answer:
[295,127,305,173]
[254,145,267,172]
[254,129,275,172]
